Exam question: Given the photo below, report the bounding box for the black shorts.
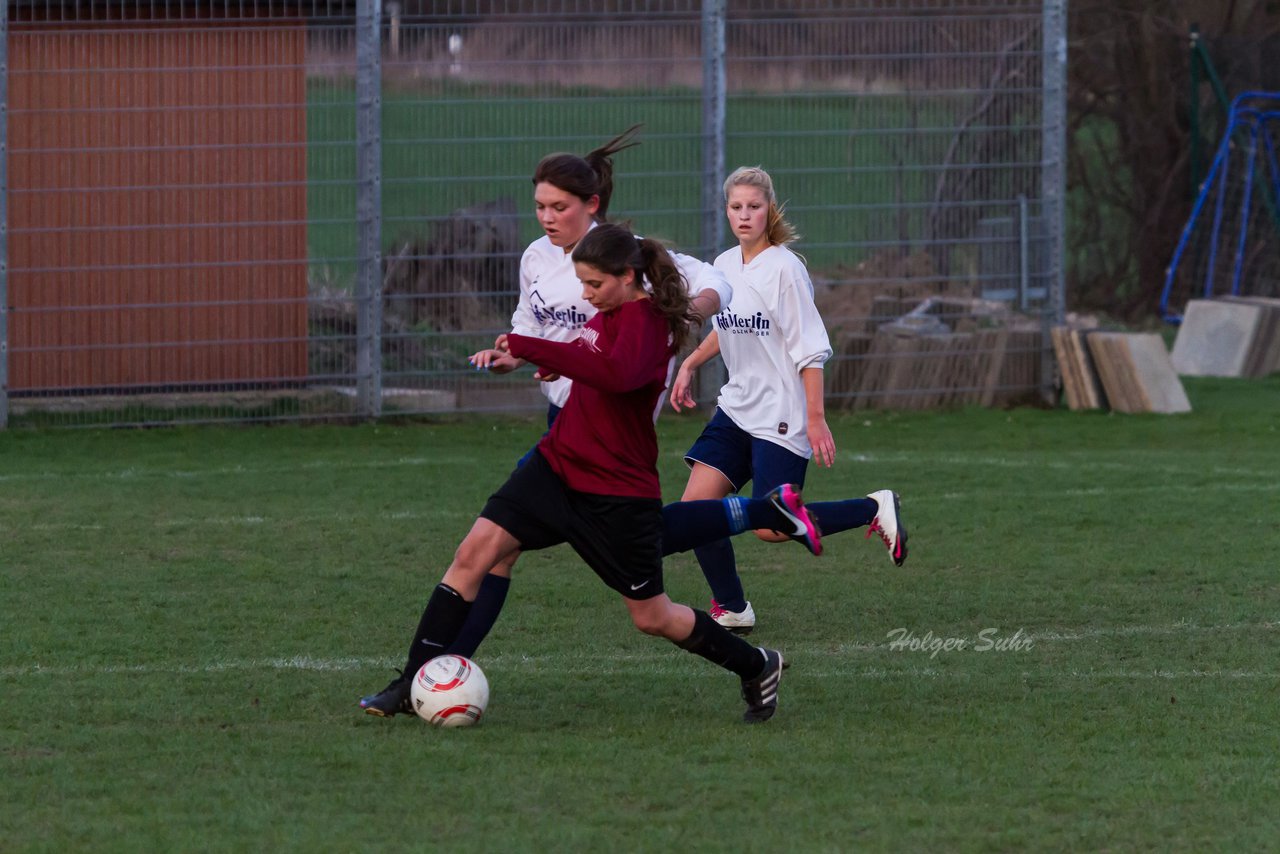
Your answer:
[479,450,665,600]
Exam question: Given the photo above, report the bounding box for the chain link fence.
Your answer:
[0,0,1066,428]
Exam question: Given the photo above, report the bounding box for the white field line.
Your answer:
[4,623,1276,680]
[2,449,1276,486]
[932,482,1280,501]
[1030,622,1278,641]
[824,621,1279,653]
[11,482,1280,534]
[0,456,481,484]
[842,451,1280,481]
[20,508,474,533]
[3,658,1275,682]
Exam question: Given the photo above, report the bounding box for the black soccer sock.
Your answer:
[448,573,510,658]
[674,609,766,680]
[402,583,473,677]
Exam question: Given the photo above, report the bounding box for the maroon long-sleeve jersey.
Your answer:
[506,298,674,499]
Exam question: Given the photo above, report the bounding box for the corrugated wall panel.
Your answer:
[8,18,308,391]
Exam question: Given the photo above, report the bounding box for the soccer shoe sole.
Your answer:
[886,491,908,567]
[770,484,823,556]
[867,489,907,567]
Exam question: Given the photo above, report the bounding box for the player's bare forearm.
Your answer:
[684,330,721,371]
[802,366,836,467]
[671,331,721,412]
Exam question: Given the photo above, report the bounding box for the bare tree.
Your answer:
[1068,0,1280,320]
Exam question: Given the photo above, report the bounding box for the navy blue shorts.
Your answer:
[684,407,808,498]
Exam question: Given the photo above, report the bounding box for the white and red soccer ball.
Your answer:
[410,655,489,727]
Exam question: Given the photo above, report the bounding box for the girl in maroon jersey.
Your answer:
[452,126,730,657]
[359,224,820,724]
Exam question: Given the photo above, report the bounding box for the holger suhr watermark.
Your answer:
[885,627,1035,659]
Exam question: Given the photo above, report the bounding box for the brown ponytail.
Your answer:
[637,237,697,353]
[532,124,643,222]
[571,223,696,352]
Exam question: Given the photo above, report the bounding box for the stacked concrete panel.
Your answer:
[1223,297,1280,377]
[1085,333,1192,414]
[1052,327,1192,414]
[1171,298,1280,378]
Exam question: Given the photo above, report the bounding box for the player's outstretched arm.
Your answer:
[671,331,721,412]
[507,307,662,393]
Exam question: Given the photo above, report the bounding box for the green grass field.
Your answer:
[3,377,1279,850]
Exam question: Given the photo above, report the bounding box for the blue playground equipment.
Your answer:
[1160,92,1280,323]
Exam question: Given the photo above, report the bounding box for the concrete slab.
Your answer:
[1223,296,1280,376]
[1170,299,1262,377]
[1125,333,1192,414]
[1088,333,1191,414]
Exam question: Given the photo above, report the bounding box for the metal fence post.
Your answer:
[700,0,726,261]
[0,0,9,429]
[355,0,384,418]
[698,0,727,404]
[1041,0,1068,403]
[1018,194,1030,312]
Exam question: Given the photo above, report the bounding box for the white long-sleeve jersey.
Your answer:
[711,243,832,458]
[510,229,733,408]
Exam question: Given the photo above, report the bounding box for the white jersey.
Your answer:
[711,243,832,457]
[510,227,733,408]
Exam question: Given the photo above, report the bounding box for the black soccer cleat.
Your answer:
[359,670,413,718]
[740,648,785,723]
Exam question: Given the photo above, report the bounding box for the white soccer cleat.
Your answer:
[866,489,908,567]
[710,598,756,635]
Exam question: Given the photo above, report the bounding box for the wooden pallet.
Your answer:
[1050,326,1106,410]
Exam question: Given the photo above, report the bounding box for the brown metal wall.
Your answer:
[8,18,308,391]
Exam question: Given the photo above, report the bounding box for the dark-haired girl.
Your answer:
[456,127,731,655]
